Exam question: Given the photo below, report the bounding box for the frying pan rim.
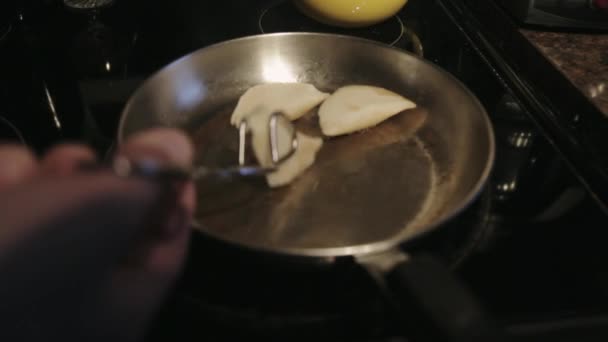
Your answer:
[117,32,496,259]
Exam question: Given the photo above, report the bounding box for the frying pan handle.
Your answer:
[360,252,513,342]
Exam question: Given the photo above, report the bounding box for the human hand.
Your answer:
[0,128,196,342]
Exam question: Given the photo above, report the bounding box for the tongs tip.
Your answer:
[237,111,298,170]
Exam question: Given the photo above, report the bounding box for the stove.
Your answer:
[2,0,608,341]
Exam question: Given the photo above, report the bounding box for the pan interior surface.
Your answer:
[189,101,437,251]
[119,33,494,257]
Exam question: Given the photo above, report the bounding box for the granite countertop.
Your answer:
[520,30,608,118]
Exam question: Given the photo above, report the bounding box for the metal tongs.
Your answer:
[112,112,299,182]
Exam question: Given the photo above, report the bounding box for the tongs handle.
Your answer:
[86,111,297,183]
[83,156,272,183]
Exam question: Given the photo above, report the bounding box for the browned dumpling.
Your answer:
[230,83,330,126]
[319,85,417,137]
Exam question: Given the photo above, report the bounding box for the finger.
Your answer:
[100,128,197,340]
[116,127,195,270]
[119,127,194,168]
[41,144,97,176]
[118,127,196,217]
[0,145,37,190]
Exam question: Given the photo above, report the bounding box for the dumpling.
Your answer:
[266,132,323,188]
[230,83,330,126]
[242,107,323,188]
[318,85,417,137]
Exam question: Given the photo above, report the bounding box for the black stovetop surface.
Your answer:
[1,0,608,341]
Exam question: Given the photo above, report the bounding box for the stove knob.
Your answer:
[591,0,608,12]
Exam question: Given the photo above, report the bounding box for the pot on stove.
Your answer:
[293,0,408,28]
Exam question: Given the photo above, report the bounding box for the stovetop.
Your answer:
[1,0,608,341]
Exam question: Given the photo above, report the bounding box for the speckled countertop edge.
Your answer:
[520,30,608,118]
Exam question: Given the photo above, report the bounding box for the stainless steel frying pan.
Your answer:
[118,33,507,341]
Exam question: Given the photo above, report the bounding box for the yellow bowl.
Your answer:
[294,0,408,28]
